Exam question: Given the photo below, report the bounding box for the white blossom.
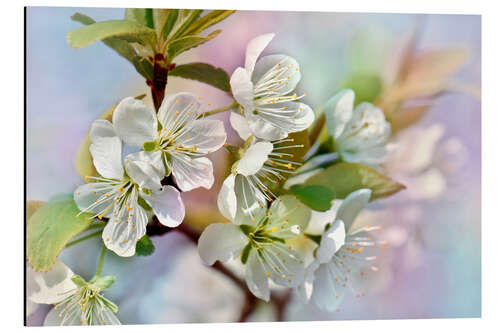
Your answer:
[111,93,227,192]
[218,115,304,221]
[230,33,314,140]
[27,259,120,326]
[199,195,311,301]
[74,121,184,257]
[298,189,384,312]
[325,89,391,167]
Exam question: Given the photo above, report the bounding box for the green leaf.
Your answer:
[125,8,154,28]
[290,185,335,212]
[27,201,45,221]
[135,235,155,256]
[160,9,179,40]
[67,19,156,50]
[169,9,203,40]
[303,162,405,200]
[183,10,235,36]
[152,9,171,39]
[27,194,94,271]
[169,62,230,91]
[341,73,383,104]
[167,30,221,60]
[70,13,154,80]
[70,12,95,25]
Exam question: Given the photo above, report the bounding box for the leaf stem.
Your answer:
[95,246,107,277]
[199,101,238,118]
[65,229,103,248]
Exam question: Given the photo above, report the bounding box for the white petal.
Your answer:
[311,262,345,312]
[230,112,253,141]
[244,33,275,75]
[316,220,346,263]
[217,174,237,221]
[325,89,355,139]
[336,189,371,232]
[44,305,82,326]
[337,102,391,152]
[252,54,301,94]
[245,114,286,141]
[171,155,214,191]
[230,67,254,111]
[233,175,268,225]
[95,306,121,325]
[245,250,270,301]
[102,193,148,257]
[124,150,164,191]
[74,182,117,218]
[158,92,200,132]
[175,119,226,154]
[267,195,311,238]
[146,185,185,227]
[236,141,273,176]
[28,259,76,304]
[296,260,320,303]
[112,97,158,147]
[259,242,305,288]
[198,223,248,265]
[89,136,124,180]
[89,119,116,143]
[249,102,314,141]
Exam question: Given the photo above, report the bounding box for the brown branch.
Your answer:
[147,54,175,111]
[271,289,293,321]
[146,219,293,322]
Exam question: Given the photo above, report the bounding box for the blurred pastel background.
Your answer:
[26,7,481,324]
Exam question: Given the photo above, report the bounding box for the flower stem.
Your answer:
[199,101,238,118]
[65,229,103,248]
[95,246,107,277]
